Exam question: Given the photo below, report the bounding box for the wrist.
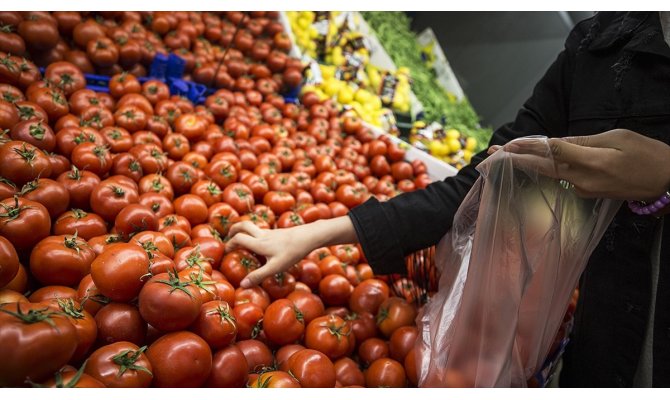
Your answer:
[301,216,358,249]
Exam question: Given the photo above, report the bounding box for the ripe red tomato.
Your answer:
[286,290,325,325]
[76,273,108,316]
[205,344,249,388]
[286,349,336,388]
[404,347,419,386]
[236,339,274,373]
[275,344,306,371]
[138,271,202,331]
[349,278,390,315]
[222,182,255,214]
[173,194,208,226]
[91,243,150,302]
[0,302,78,387]
[56,166,100,209]
[334,357,365,387]
[30,234,96,287]
[261,272,296,300]
[364,358,407,388]
[233,303,264,341]
[207,202,240,236]
[263,298,305,345]
[90,178,140,222]
[94,302,147,346]
[146,331,212,387]
[0,140,52,186]
[43,297,97,362]
[0,196,51,251]
[234,286,271,310]
[84,341,153,388]
[305,314,355,360]
[205,158,238,188]
[358,337,389,366]
[190,300,237,350]
[376,297,418,338]
[114,204,159,239]
[389,326,419,362]
[318,274,353,307]
[139,173,174,200]
[347,311,378,344]
[0,236,19,288]
[221,249,261,288]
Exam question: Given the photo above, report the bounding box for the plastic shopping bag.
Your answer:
[415,137,621,387]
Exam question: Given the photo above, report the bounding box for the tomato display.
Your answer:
[0,11,446,388]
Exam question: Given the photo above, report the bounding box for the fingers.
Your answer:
[487,145,502,155]
[225,232,262,254]
[240,260,285,288]
[561,129,631,148]
[229,220,263,238]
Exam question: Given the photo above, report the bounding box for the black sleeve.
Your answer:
[349,19,591,275]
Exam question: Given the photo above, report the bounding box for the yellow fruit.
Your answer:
[446,129,461,140]
[369,95,382,110]
[297,17,311,30]
[300,84,317,95]
[337,87,354,104]
[447,138,462,154]
[463,150,473,163]
[465,137,477,151]
[299,11,315,21]
[354,89,371,104]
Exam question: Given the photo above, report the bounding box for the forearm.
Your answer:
[299,216,358,249]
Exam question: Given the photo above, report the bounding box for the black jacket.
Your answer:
[348,11,670,387]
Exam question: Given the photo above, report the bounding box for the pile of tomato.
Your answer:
[0,11,437,389]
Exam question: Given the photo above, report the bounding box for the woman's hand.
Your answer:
[488,129,670,202]
[225,216,358,288]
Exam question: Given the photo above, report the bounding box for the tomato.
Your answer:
[206,345,249,387]
[0,289,27,304]
[334,357,365,387]
[100,127,132,153]
[304,314,355,360]
[76,273,109,316]
[111,153,143,183]
[28,87,69,122]
[0,196,50,251]
[69,142,111,176]
[402,347,420,387]
[84,341,153,388]
[286,349,336,388]
[329,201,350,217]
[358,337,389,366]
[205,158,238,188]
[286,290,324,325]
[349,278,390,315]
[0,141,52,186]
[27,286,77,304]
[347,311,378,344]
[15,178,67,220]
[236,339,274,373]
[139,173,174,200]
[233,303,264,340]
[365,358,407,388]
[56,166,99,209]
[42,61,84,97]
[90,178,140,222]
[94,302,147,347]
[317,255,346,277]
[87,37,119,68]
[234,286,271,311]
[9,119,54,151]
[240,174,269,203]
[91,243,150,302]
[217,183,254,215]
[141,80,170,106]
[318,274,353,307]
[220,249,260,288]
[188,180,221,207]
[55,127,105,157]
[275,344,306,372]
[258,271,295,300]
[112,204,159,239]
[0,236,18,288]
[0,177,17,200]
[43,297,97,362]
[389,326,419,363]
[173,113,207,141]
[138,271,202,332]
[146,331,212,387]
[173,245,213,274]
[249,371,301,388]
[262,298,305,345]
[0,302,78,387]
[190,300,237,350]
[376,297,418,338]
[171,194,207,226]
[29,234,95,287]
[40,365,106,388]
[207,201,240,236]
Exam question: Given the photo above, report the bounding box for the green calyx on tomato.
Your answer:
[19,178,39,195]
[155,270,196,298]
[17,105,36,120]
[30,361,90,388]
[0,196,33,222]
[129,160,141,172]
[0,304,57,327]
[111,185,126,198]
[63,233,83,254]
[184,268,216,296]
[185,247,212,269]
[12,143,37,165]
[206,303,236,325]
[67,165,82,180]
[112,346,153,378]
[55,298,86,320]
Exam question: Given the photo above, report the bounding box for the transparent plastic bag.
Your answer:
[415,137,622,387]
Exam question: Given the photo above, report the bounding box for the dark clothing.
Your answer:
[348,11,670,387]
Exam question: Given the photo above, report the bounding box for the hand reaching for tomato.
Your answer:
[226,216,358,288]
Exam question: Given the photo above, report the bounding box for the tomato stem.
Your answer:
[112,346,153,378]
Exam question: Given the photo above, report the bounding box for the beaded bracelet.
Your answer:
[627,191,670,215]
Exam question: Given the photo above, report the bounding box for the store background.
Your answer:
[408,11,594,130]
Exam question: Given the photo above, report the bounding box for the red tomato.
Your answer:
[236,339,274,373]
[76,273,108,316]
[347,311,379,344]
[0,196,51,251]
[91,243,150,302]
[146,331,212,387]
[261,272,296,300]
[286,290,325,325]
[349,278,390,315]
[190,180,222,207]
[318,274,353,307]
[376,297,418,338]
[275,344,306,371]
[0,302,78,387]
[389,326,419,363]
[358,337,389,366]
[234,286,271,310]
[305,314,355,360]
[248,370,301,388]
[263,298,305,345]
[94,302,147,346]
[173,194,208,226]
[207,202,240,236]
[0,141,52,186]
[114,204,159,239]
[0,236,19,288]
[334,357,365,387]
[139,173,174,200]
[233,303,264,340]
[30,234,96,287]
[206,345,249,388]
[286,349,336,388]
[365,358,407,388]
[84,341,153,388]
[222,182,255,214]
[138,271,202,331]
[190,300,237,350]
[221,249,260,287]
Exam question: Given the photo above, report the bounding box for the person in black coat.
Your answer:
[226,11,670,387]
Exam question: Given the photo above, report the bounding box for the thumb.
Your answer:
[546,137,591,165]
[240,260,283,288]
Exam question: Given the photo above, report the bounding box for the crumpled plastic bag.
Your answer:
[415,137,621,387]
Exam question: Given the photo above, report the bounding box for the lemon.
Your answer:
[465,137,477,151]
[320,65,335,80]
[354,89,371,104]
[337,87,355,104]
[447,138,462,154]
[446,129,460,140]
[463,150,473,163]
[297,16,311,30]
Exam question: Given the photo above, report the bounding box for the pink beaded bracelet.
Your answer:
[627,191,670,215]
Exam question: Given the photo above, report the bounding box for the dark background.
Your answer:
[407,11,594,130]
